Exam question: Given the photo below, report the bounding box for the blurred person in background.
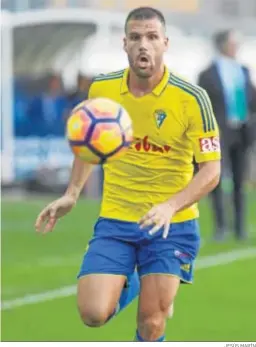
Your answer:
[198,29,256,241]
[13,77,30,137]
[65,73,90,119]
[28,73,67,137]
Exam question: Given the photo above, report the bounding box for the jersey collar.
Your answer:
[120,66,170,96]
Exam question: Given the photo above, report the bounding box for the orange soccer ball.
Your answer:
[66,98,133,164]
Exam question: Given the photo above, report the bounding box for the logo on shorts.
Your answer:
[199,136,220,153]
[180,264,191,273]
[174,250,189,258]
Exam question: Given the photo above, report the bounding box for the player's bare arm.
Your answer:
[139,160,221,238]
[65,157,93,201]
[35,157,92,233]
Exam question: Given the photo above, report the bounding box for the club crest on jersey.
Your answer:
[154,110,167,129]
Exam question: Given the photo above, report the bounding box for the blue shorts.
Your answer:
[78,217,201,283]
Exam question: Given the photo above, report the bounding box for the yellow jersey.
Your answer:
[89,67,221,223]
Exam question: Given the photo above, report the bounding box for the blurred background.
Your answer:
[1,0,256,342]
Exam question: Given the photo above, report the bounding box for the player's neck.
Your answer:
[128,64,165,97]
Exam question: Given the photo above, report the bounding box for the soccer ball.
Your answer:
[66,98,133,164]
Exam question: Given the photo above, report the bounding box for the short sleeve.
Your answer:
[186,89,221,163]
[88,81,98,99]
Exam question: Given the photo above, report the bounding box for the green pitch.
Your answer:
[1,193,256,342]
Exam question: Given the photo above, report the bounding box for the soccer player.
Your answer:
[35,7,221,342]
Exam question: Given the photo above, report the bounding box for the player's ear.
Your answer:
[164,36,169,52]
[123,37,128,53]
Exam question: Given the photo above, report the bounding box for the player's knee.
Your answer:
[138,312,165,341]
[79,306,111,328]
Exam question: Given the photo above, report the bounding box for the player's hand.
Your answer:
[139,201,177,239]
[35,195,76,234]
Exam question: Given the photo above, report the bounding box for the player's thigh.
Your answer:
[138,274,180,320]
[77,273,126,324]
[77,220,136,323]
[77,234,136,280]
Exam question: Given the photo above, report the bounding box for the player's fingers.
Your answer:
[43,217,57,234]
[163,222,170,239]
[140,211,160,229]
[139,208,157,224]
[139,216,156,229]
[35,208,50,232]
[148,219,165,236]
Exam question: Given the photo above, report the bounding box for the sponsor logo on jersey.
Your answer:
[133,136,171,153]
[199,136,220,153]
[154,110,167,128]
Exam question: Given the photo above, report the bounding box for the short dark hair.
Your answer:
[125,7,166,33]
[214,29,232,51]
